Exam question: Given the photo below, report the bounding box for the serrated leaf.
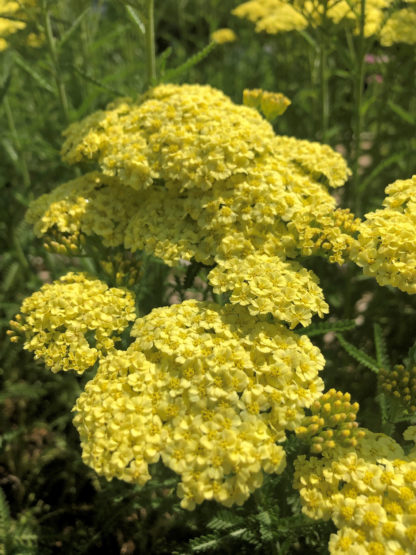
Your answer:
[58,7,90,50]
[190,533,221,552]
[125,5,145,35]
[336,333,380,373]
[0,489,10,544]
[373,323,390,370]
[0,72,12,107]
[13,54,54,94]
[162,42,217,83]
[298,319,356,337]
[388,100,415,125]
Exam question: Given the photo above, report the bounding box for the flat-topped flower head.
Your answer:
[351,175,416,294]
[73,299,325,509]
[294,429,416,554]
[9,273,136,373]
[233,0,416,45]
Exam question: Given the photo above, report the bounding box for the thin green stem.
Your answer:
[318,0,329,142]
[145,0,156,87]
[41,0,70,122]
[350,0,366,215]
[4,95,31,188]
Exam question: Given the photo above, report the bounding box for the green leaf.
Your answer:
[0,489,10,545]
[57,7,90,50]
[162,42,217,83]
[70,64,125,96]
[0,71,12,107]
[125,5,145,35]
[13,54,54,94]
[358,153,404,193]
[388,100,415,125]
[336,333,380,373]
[298,319,356,337]
[373,323,390,370]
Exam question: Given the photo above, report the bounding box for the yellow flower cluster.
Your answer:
[9,273,136,373]
[295,389,366,454]
[233,0,416,45]
[243,88,291,121]
[379,364,416,414]
[208,255,328,328]
[25,84,353,327]
[0,0,37,51]
[294,430,416,554]
[211,28,237,44]
[351,175,416,294]
[73,299,325,509]
[26,171,142,254]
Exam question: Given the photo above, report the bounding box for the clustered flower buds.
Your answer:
[295,388,365,454]
[379,364,416,414]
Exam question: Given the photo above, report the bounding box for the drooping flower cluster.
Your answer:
[233,0,416,46]
[73,299,325,509]
[9,273,136,373]
[351,175,416,294]
[28,83,354,329]
[294,430,416,554]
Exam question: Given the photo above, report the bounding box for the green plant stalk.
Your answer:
[3,96,31,188]
[41,0,70,122]
[145,0,156,87]
[350,0,366,216]
[318,0,329,143]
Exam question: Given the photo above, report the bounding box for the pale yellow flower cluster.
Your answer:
[294,430,416,554]
[351,176,416,294]
[9,273,136,373]
[233,0,416,45]
[208,255,328,328]
[0,0,37,51]
[74,299,325,509]
[28,84,353,326]
[26,171,142,253]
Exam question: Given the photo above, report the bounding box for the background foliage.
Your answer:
[1,0,415,552]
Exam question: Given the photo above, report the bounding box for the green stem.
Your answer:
[145,0,156,87]
[318,0,329,142]
[350,0,366,216]
[42,0,70,122]
[4,96,31,188]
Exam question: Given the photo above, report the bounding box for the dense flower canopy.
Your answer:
[28,83,354,328]
[9,273,136,373]
[0,0,38,51]
[74,299,325,509]
[294,430,416,554]
[233,0,416,45]
[351,175,416,294]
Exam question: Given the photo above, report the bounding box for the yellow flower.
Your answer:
[211,28,237,44]
[73,299,325,509]
[10,272,136,373]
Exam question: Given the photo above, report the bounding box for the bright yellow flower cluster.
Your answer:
[27,84,352,327]
[73,299,325,509]
[9,273,136,373]
[233,0,416,45]
[211,28,237,44]
[295,389,366,454]
[351,175,416,294]
[0,0,37,51]
[294,430,416,554]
